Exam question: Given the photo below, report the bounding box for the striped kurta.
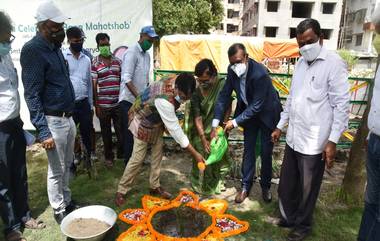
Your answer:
[91,55,121,108]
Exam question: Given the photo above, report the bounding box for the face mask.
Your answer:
[140,39,153,52]
[231,63,247,77]
[200,82,212,89]
[99,46,111,57]
[175,95,184,104]
[47,28,66,48]
[0,42,11,56]
[373,34,380,54]
[299,41,322,62]
[70,42,83,53]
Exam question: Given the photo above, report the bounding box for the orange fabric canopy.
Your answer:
[263,39,300,59]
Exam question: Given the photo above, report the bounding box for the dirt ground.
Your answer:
[19,131,357,241]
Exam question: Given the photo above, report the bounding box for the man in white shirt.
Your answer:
[0,11,45,241]
[119,26,158,165]
[63,26,93,176]
[271,19,350,241]
[358,8,380,241]
[115,73,206,206]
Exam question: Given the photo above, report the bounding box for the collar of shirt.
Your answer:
[94,55,118,65]
[136,43,144,53]
[35,32,56,51]
[64,48,86,59]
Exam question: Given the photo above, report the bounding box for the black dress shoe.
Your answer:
[54,211,67,224]
[66,200,81,214]
[277,218,294,228]
[287,228,311,241]
[262,189,272,203]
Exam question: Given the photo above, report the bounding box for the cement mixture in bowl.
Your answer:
[65,218,111,237]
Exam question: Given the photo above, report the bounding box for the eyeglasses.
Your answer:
[0,34,15,44]
[9,34,15,43]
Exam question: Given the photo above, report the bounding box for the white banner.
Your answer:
[2,0,153,129]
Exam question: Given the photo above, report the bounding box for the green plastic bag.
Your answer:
[205,127,228,165]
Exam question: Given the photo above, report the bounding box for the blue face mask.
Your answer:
[175,95,184,104]
[0,42,11,56]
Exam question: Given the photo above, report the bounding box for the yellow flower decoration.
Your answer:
[117,190,249,241]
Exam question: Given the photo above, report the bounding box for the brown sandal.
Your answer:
[6,230,26,241]
[115,192,126,207]
[24,218,46,229]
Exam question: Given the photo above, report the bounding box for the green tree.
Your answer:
[153,0,224,36]
[340,57,379,204]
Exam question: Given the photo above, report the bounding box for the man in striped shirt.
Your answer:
[92,33,123,167]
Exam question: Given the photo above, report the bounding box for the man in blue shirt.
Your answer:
[20,1,77,224]
[212,43,282,204]
[119,26,159,165]
[63,26,93,176]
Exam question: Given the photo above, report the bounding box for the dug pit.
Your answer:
[151,206,212,238]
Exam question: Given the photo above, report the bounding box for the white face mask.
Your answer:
[231,63,247,77]
[299,41,322,62]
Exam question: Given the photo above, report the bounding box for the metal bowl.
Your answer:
[60,205,117,241]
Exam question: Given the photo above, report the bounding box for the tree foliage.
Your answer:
[337,49,359,70]
[153,0,224,36]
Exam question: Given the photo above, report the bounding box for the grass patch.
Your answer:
[0,146,363,241]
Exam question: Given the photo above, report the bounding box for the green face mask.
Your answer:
[373,34,380,54]
[99,45,111,57]
[140,40,153,52]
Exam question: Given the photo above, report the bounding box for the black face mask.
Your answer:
[70,42,83,53]
[47,28,66,48]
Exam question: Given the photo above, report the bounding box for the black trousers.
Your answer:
[241,119,273,191]
[0,117,30,235]
[72,98,92,156]
[278,144,325,231]
[98,105,124,161]
[120,100,134,165]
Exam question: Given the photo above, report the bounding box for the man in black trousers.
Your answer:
[272,19,350,241]
[0,11,45,241]
[213,43,282,204]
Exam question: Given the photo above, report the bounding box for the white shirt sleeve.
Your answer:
[154,98,190,148]
[121,49,137,84]
[327,58,350,143]
[86,57,93,107]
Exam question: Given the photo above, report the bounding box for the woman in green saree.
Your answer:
[185,59,232,195]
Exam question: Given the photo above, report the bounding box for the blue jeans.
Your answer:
[358,133,380,241]
[120,101,134,165]
[45,116,76,213]
[241,119,273,192]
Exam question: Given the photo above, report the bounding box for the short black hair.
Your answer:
[194,59,218,77]
[66,26,83,39]
[95,33,110,45]
[0,11,14,35]
[228,43,247,58]
[175,73,196,96]
[296,18,321,37]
